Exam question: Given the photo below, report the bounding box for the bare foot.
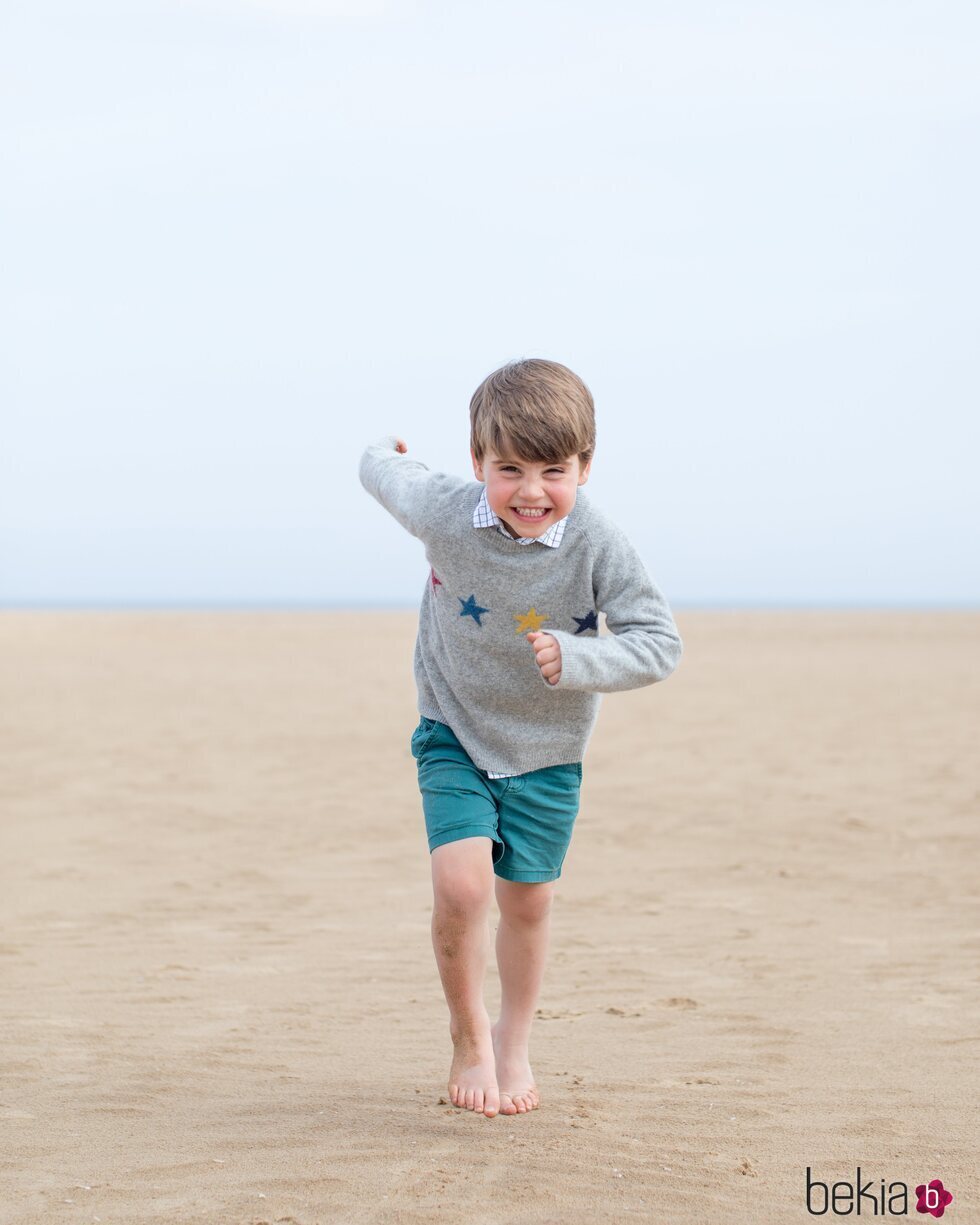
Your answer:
[449,1030,499,1117]
[491,1021,539,1115]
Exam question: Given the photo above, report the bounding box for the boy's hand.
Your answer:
[527,631,561,686]
[395,438,408,453]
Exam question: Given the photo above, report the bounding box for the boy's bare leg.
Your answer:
[430,837,500,1117]
[492,877,554,1115]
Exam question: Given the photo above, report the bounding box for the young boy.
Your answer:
[358,358,682,1119]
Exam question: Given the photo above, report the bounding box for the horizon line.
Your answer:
[2,601,978,613]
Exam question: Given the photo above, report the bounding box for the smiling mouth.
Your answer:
[511,507,550,519]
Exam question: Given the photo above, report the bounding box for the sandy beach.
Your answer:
[1,609,977,1225]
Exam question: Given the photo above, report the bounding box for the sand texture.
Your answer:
[0,610,977,1225]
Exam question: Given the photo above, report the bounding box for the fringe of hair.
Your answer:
[469,358,596,465]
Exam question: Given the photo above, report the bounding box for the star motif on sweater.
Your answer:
[430,567,442,588]
[458,594,489,625]
[513,607,549,635]
[573,609,598,634]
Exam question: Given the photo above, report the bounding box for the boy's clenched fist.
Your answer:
[527,631,562,686]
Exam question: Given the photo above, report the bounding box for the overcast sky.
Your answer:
[2,1,977,608]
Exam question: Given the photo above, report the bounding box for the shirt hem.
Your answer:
[416,698,587,776]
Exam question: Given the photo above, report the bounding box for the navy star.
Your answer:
[458,594,490,626]
[573,609,598,634]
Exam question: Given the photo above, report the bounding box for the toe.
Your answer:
[474,1088,484,1114]
[499,1093,518,1115]
[484,1089,500,1118]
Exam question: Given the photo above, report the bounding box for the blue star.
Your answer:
[459,594,490,626]
[573,609,598,634]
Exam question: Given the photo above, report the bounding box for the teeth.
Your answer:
[513,508,548,517]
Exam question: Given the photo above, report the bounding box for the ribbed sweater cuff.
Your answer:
[548,628,591,691]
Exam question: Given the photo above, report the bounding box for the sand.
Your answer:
[0,610,977,1225]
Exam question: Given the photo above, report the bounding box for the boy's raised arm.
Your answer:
[359,434,457,542]
[545,523,683,693]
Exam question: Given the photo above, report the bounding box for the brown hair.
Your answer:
[469,358,596,466]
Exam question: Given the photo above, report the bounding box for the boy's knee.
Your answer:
[430,838,494,915]
[432,866,492,917]
[496,879,554,925]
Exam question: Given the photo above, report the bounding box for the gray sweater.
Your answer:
[359,435,683,775]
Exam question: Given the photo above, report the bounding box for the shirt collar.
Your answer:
[472,486,567,548]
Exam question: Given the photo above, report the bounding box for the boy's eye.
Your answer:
[500,466,565,474]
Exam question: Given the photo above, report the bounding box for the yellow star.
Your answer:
[514,607,549,634]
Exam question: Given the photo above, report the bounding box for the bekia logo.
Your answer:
[805,1168,954,1216]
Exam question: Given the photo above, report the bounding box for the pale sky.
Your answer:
[2,1,977,607]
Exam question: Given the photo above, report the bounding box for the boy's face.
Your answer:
[471,445,592,540]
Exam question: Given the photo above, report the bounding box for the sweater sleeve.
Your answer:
[546,521,683,693]
[358,435,463,542]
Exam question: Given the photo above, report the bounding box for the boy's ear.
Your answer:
[471,448,485,481]
[578,457,593,486]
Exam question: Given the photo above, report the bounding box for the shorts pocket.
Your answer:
[410,716,440,760]
[545,761,582,787]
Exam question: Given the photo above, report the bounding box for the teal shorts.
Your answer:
[410,716,583,884]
